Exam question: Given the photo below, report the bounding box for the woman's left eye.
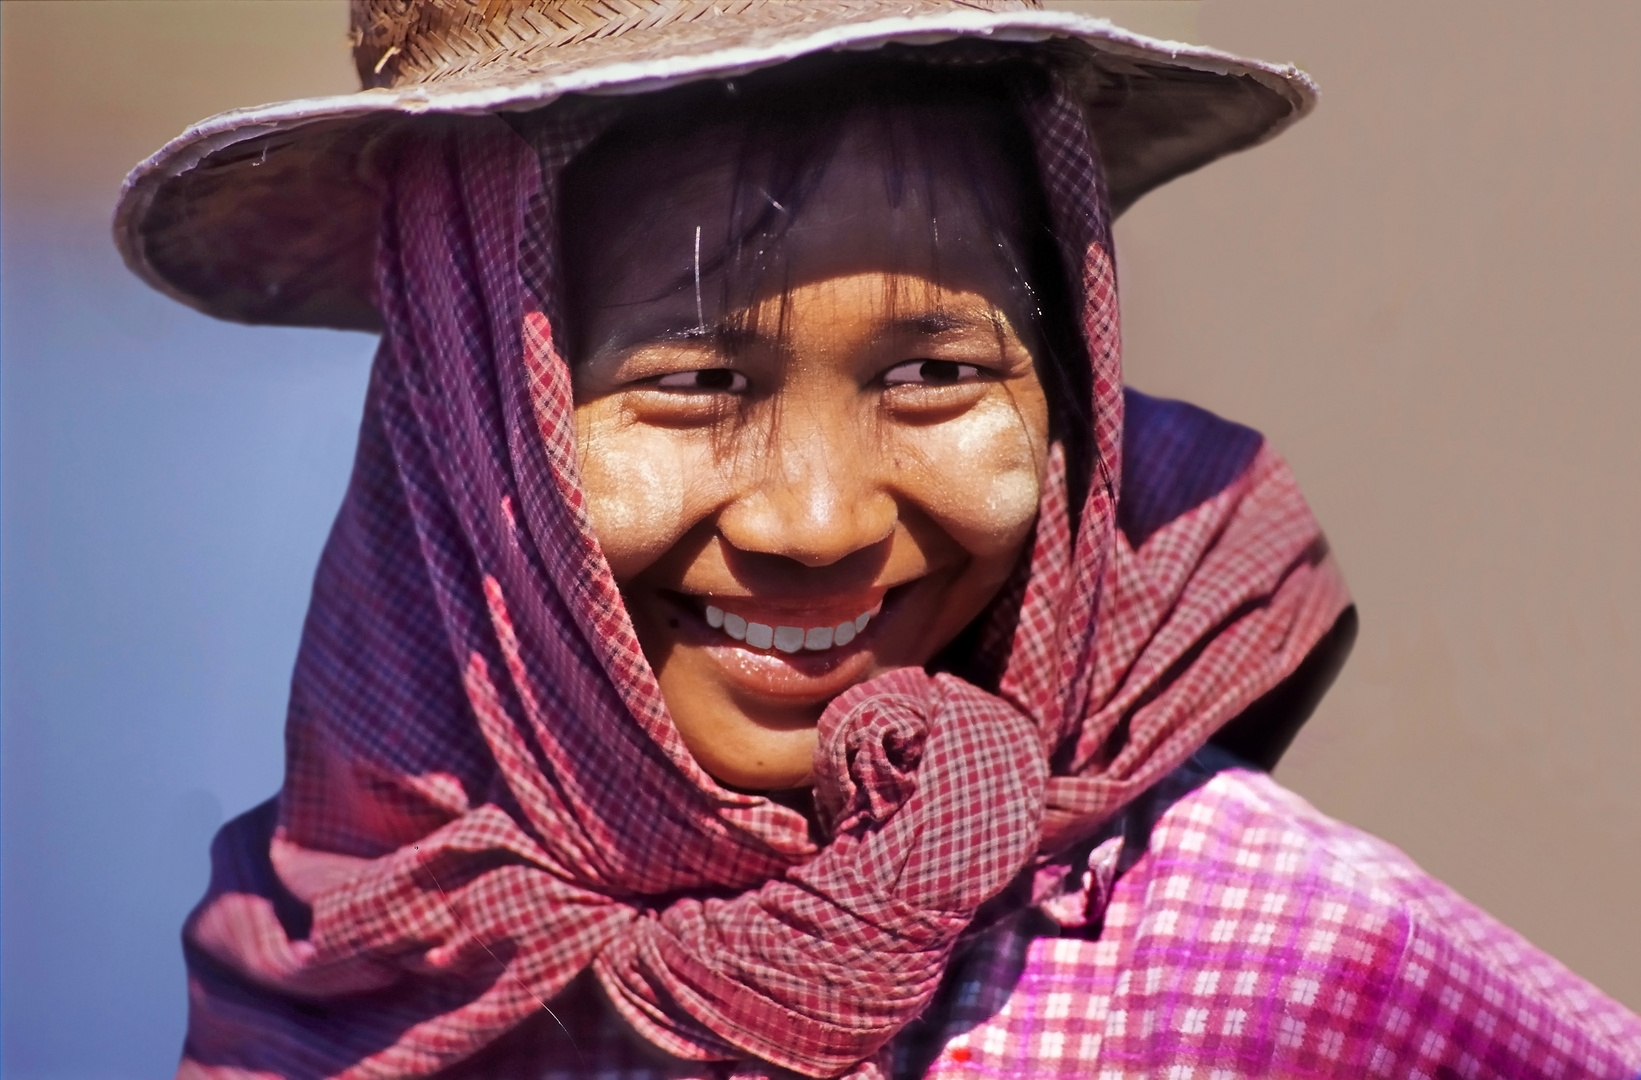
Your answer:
[882,359,985,386]
[654,369,748,393]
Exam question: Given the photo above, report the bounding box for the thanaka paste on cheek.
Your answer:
[575,415,693,582]
[906,396,1045,556]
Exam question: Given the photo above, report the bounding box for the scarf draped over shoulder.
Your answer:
[177,77,1349,1080]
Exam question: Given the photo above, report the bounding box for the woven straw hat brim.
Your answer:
[114,7,1315,332]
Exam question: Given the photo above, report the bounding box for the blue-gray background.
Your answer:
[5,3,1638,1077]
[3,208,371,1078]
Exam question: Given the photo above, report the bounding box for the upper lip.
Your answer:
[679,584,899,626]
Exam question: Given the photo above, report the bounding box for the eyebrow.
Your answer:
[597,304,981,357]
[593,312,732,355]
[872,311,968,342]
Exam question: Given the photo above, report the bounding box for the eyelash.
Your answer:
[655,369,749,393]
[647,359,988,396]
[881,359,986,386]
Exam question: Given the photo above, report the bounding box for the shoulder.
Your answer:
[918,769,1641,1079]
[1107,769,1641,1077]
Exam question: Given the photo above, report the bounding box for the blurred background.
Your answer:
[3,1,1637,1076]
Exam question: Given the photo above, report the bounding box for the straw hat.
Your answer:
[113,0,1315,332]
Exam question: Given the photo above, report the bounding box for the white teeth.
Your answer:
[704,600,880,652]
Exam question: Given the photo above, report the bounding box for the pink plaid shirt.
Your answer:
[492,761,1641,1078]
[910,765,1641,1079]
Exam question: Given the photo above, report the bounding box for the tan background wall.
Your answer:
[1086,1,1641,1008]
[3,7,1636,1068]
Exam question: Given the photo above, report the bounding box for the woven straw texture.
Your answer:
[116,1,1314,330]
[351,0,1029,90]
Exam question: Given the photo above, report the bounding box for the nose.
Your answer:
[716,402,897,568]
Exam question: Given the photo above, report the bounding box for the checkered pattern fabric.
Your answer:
[175,72,1354,1080]
[408,760,1641,1078]
[912,766,1641,1079]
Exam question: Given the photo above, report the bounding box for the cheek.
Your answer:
[902,396,1046,555]
[575,409,705,581]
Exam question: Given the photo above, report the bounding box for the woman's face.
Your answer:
[566,108,1051,790]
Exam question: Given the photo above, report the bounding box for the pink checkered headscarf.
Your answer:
[178,73,1349,1079]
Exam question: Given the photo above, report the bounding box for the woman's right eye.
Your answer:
[654,369,748,393]
[881,359,986,386]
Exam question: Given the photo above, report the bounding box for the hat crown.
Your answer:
[349,0,1040,90]
[120,0,1313,330]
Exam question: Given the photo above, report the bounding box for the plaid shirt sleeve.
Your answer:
[912,768,1641,1080]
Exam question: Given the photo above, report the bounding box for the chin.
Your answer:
[684,725,820,792]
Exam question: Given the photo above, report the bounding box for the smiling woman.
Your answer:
[104,2,1641,1078]
[562,68,1058,789]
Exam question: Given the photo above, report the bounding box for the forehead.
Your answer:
[560,98,1033,321]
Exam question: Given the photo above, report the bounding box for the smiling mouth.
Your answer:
[702,598,883,654]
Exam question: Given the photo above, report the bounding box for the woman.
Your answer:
[116,3,1641,1077]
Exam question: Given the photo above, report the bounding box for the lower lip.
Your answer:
[663,592,899,703]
